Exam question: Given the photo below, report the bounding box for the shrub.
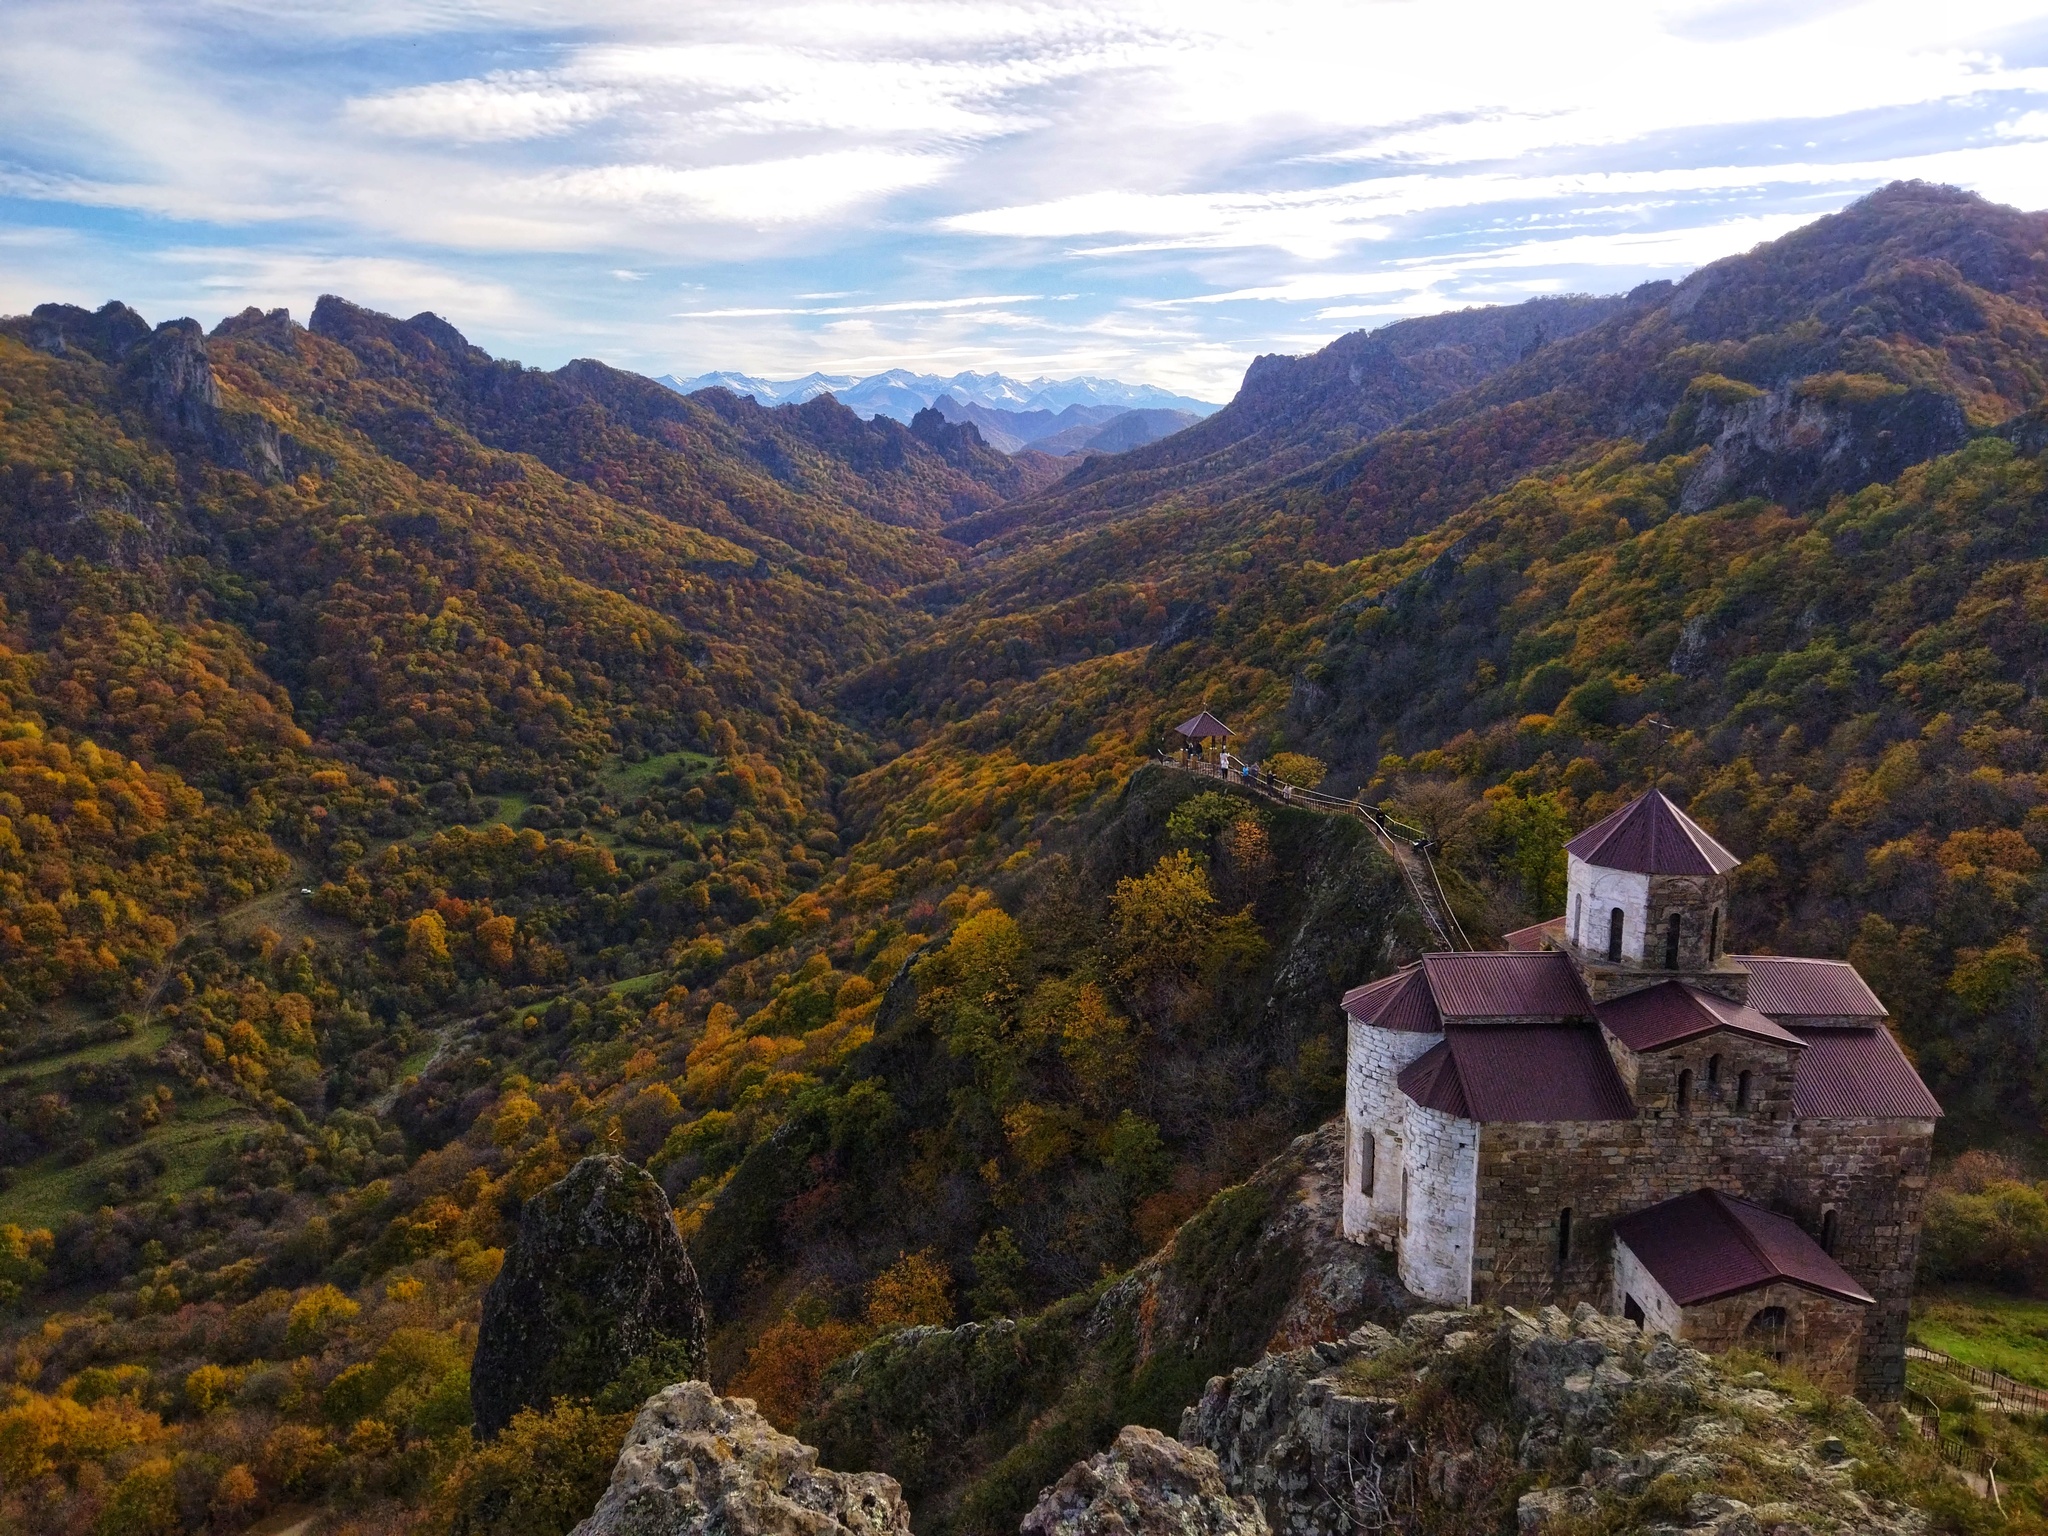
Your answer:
[440,1400,633,1536]
[1266,752,1326,789]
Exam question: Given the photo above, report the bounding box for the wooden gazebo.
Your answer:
[1172,712,1233,758]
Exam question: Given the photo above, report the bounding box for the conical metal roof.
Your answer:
[1564,789,1739,876]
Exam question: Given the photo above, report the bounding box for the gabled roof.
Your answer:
[1791,1025,1942,1119]
[1614,1189,1874,1307]
[1735,956,1886,1022]
[1420,951,1592,1019]
[1564,789,1740,876]
[1172,711,1233,739]
[1397,1025,1635,1123]
[1504,917,1564,953]
[1341,966,1441,1032]
[1597,981,1804,1053]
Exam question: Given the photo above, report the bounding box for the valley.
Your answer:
[5,180,2048,1535]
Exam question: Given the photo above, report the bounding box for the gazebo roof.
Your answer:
[1173,711,1233,740]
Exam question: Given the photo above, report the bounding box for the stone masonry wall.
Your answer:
[1468,1023,1931,1399]
[1343,1020,1440,1243]
[1396,1103,1477,1304]
[1677,1281,1869,1397]
[1566,855,1649,960]
[1645,872,1730,973]
[1612,1239,1684,1335]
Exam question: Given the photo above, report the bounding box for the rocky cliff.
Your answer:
[472,1154,709,1437]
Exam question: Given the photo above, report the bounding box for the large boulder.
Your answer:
[472,1154,708,1437]
[1022,1426,1267,1536]
[571,1381,911,1536]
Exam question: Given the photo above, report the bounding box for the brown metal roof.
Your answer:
[1734,956,1886,1021]
[1791,1025,1942,1119]
[1397,1039,1468,1117]
[1420,951,1592,1019]
[1172,711,1233,739]
[1614,1189,1874,1307]
[1597,981,1804,1053]
[1503,917,1564,953]
[1397,1024,1635,1122]
[1564,789,1740,876]
[1341,966,1442,1033]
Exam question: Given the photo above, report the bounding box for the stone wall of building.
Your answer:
[1397,1104,1478,1304]
[1467,1023,1932,1400]
[1676,1282,1869,1397]
[1566,856,1649,961]
[1343,1019,1439,1243]
[1612,1239,1684,1335]
[1645,873,1730,973]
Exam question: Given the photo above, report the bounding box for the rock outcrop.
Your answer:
[472,1154,709,1437]
[572,1381,911,1536]
[1675,374,1970,514]
[26,300,151,363]
[1022,1426,1268,1536]
[803,1121,1412,1534]
[1178,1304,1927,1536]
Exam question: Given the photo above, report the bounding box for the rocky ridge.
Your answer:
[1181,1304,1927,1536]
[573,1303,1936,1536]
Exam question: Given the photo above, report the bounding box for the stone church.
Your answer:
[1340,788,1940,1399]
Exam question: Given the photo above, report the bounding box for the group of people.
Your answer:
[1172,740,1292,798]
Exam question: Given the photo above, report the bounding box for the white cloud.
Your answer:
[529,150,953,224]
[945,142,2048,257]
[347,74,628,143]
[156,248,530,326]
[6,0,2048,389]
[675,294,1041,317]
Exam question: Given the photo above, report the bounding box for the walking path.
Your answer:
[1156,756,1471,953]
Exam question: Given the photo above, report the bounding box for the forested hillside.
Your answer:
[5,179,2048,1536]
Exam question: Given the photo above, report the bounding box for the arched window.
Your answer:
[1707,1054,1722,1090]
[1708,907,1721,960]
[1736,1070,1752,1110]
[1607,907,1625,963]
[1664,911,1682,968]
[1677,1068,1693,1112]
[1821,1208,1839,1255]
[1572,893,1583,948]
[1359,1132,1376,1196]
[1557,1207,1573,1265]
[1744,1305,1788,1363]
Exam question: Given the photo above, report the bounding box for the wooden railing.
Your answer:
[1154,754,1471,952]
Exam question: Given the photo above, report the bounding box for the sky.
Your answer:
[5,2,2048,401]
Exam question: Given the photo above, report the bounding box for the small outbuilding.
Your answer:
[1613,1189,1873,1394]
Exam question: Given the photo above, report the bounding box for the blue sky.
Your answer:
[6,2,2048,400]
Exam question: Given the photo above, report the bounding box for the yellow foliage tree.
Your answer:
[864,1248,953,1332]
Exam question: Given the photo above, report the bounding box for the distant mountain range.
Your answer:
[657,367,1219,423]
[658,368,1214,458]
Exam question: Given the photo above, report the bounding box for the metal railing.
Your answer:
[1155,754,1471,952]
[1908,1344,2048,1414]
